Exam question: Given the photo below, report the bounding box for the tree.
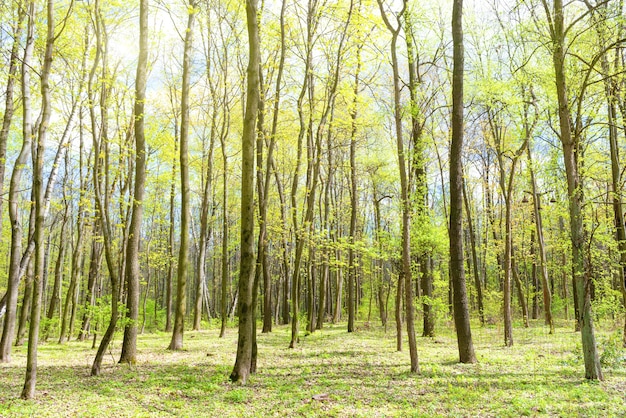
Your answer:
[377,0,419,373]
[450,0,476,364]
[229,0,260,385]
[169,0,197,351]
[0,0,35,364]
[539,0,602,380]
[22,0,57,398]
[120,0,149,364]
[0,4,25,243]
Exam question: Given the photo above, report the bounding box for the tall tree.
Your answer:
[22,0,57,399]
[450,0,476,364]
[120,0,149,364]
[0,5,25,242]
[539,0,602,380]
[0,0,35,364]
[377,0,419,373]
[259,0,287,334]
[230,0,260,385]
[169,0,197,351]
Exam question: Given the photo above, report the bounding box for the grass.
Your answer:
[0,320,625,417]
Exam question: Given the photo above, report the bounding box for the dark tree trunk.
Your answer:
[450,0,476,364]
[541,0,602,380]
[120,0,149,364]
[229,0,260,385]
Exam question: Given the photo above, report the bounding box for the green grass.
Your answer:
[1,321,625,417]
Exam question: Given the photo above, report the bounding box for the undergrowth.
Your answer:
[0,321,625,417]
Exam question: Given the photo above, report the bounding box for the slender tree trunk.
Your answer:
[194,125,215,331]
[169,1,197,351]
[165,138,176,333]
[120,0,149,364]
[0,7,26,243]
[595,4,626,345]
[463,180,484,326]
[377,0,419,374]
[229,0,260,385]
[22,0,55,398]
[512,255,529,328]
[44,231,66,341]
[77,222,99,341]
[90,0,121,376]
[527,147,554,333]
[0,1,35,363]
[541,0,602,380]
[288,8,313,347]
[16,265,33,346]
[347,9,361,333]
[395,269,403,352]
[219,146,229,338]
[450,0,476,364]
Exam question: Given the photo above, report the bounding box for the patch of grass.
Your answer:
[0,321,625,417]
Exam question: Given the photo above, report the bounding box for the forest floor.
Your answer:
[0,319,625,417]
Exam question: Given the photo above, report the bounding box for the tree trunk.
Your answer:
[229,0,260,385]
[0,6,26,243]
[194,115,215,331]
[512,255,529,328]
[0,1,35,364]
[462,179,484,326]
[16,265,33,346]
[450,0,476,364]
[395,269,403,352]
[169,1,197,351]
[347,9,361,333]
[219,143,229,338]
[22,0,55,398]
[541,0,602,380]
[120,0,149,364]
[44,231,66,341]
[527,146,554,333]
[258,0,286,334]
[377,0,419,374]
[165,137,176,333]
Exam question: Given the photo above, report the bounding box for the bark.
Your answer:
[0,6,26,242]
[44,229,66,341]
[540,0,602,380]
[260,0,287,334]
[0,1,35,363]
[165,137,176,333]
[462,179,484,326]
[377,0,419,374]
[289,0,316,349]
[120,0,149,364]
[16,265,33,346]
[219,137,229,338]
[395,268,403,352]
[194,133,215,332]
[405,8,435,338]
[22,0,55,398]
[594,1,626,347]
[77,222,100,341]
[169,0,197,351]
[450,0,476,364]
[347,1,360,333]
[90,0,121,376]
[527,147,554,333]
[229,0,260,385]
